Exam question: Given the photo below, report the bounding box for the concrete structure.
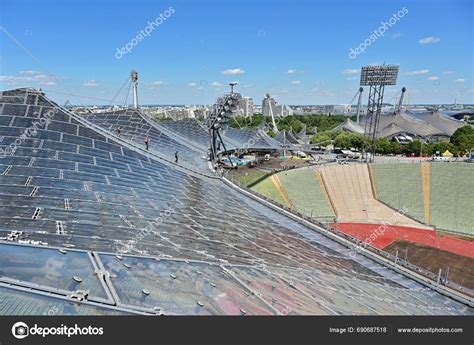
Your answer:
[262,93,293,117]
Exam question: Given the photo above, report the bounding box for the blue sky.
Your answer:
[1,0,473,105]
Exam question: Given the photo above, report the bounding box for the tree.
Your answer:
[403,140,422,156]
[333,132,352,149]
[388,140,402,154]
[375,138,390,154]
[310,133,331,145]
[450,126,474,156]
[333,132,367,150]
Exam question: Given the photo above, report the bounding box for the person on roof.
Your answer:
[117,127,122,136]
[175,151,179,163]
[144,136,149,150]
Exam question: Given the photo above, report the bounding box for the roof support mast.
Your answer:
[131,70,139,109]
[396,87,406,113]
[356,87,364,124]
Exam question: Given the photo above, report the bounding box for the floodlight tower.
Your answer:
[360,64,399,161]
[396,87,406,112]
[131,70,139,109]
[207,86,242,166]
[356,87,364,124]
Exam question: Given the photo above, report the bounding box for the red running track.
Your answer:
[331,223,474,259]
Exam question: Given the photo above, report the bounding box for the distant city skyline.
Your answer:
[1,0,473,105]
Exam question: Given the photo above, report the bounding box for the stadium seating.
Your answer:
[320,164,421,226]
[250,176,288,206]
[372,163,426,223]
[430,163,474,236]
[276,168,335,220]
[372,162,473,236]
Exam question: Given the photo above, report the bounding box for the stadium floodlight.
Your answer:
[360,65,399,86]
[360,64,399,162]
[207,88,243,167]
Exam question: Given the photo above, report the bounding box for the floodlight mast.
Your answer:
[360,64,399,162]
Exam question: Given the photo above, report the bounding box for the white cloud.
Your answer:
[391,32,402,39]
[187,82,197,87]
[404,69,430,76]
[18,70,41,75]
[346,77,357,81]
[418,37,440,45]
[290,80,301,84]
[454,78,465,83]
[82,80,98,87]
[286,69,303,75]
[151,81,165,87]
[427,76,439,81]
[32,74,49,80]
[211,81,223,87]
[0,75,32,82]
[221,68,245,75]
[341,69,358,75]
[41,81,57,86]
[0,73,59,86]
[443,70,455,75]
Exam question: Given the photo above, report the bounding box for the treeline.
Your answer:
[229,114,351,133]
[311,126,474,157]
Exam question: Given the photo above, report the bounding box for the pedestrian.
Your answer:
[117,127,121,136]
[144,136,149,150]
[175,151,179,163]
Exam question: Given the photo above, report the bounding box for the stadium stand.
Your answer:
[371,162,473,236]
[276,168,335,220]
[372,163,426,223]
[250,175,288,206]
[430,163,474,236]
[319,164,422,226]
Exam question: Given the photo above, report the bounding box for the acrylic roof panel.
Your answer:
[221,127,278,151]
[0,88,472,315]
[84,109,208,173]
[409,111,465,136]
[359,111,451,138]
[157,118,210,149]
[333,119,365,134]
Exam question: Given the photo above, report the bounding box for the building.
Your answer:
[262,93,278,117]
[262,93,293,117]
[237,96,254,117]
